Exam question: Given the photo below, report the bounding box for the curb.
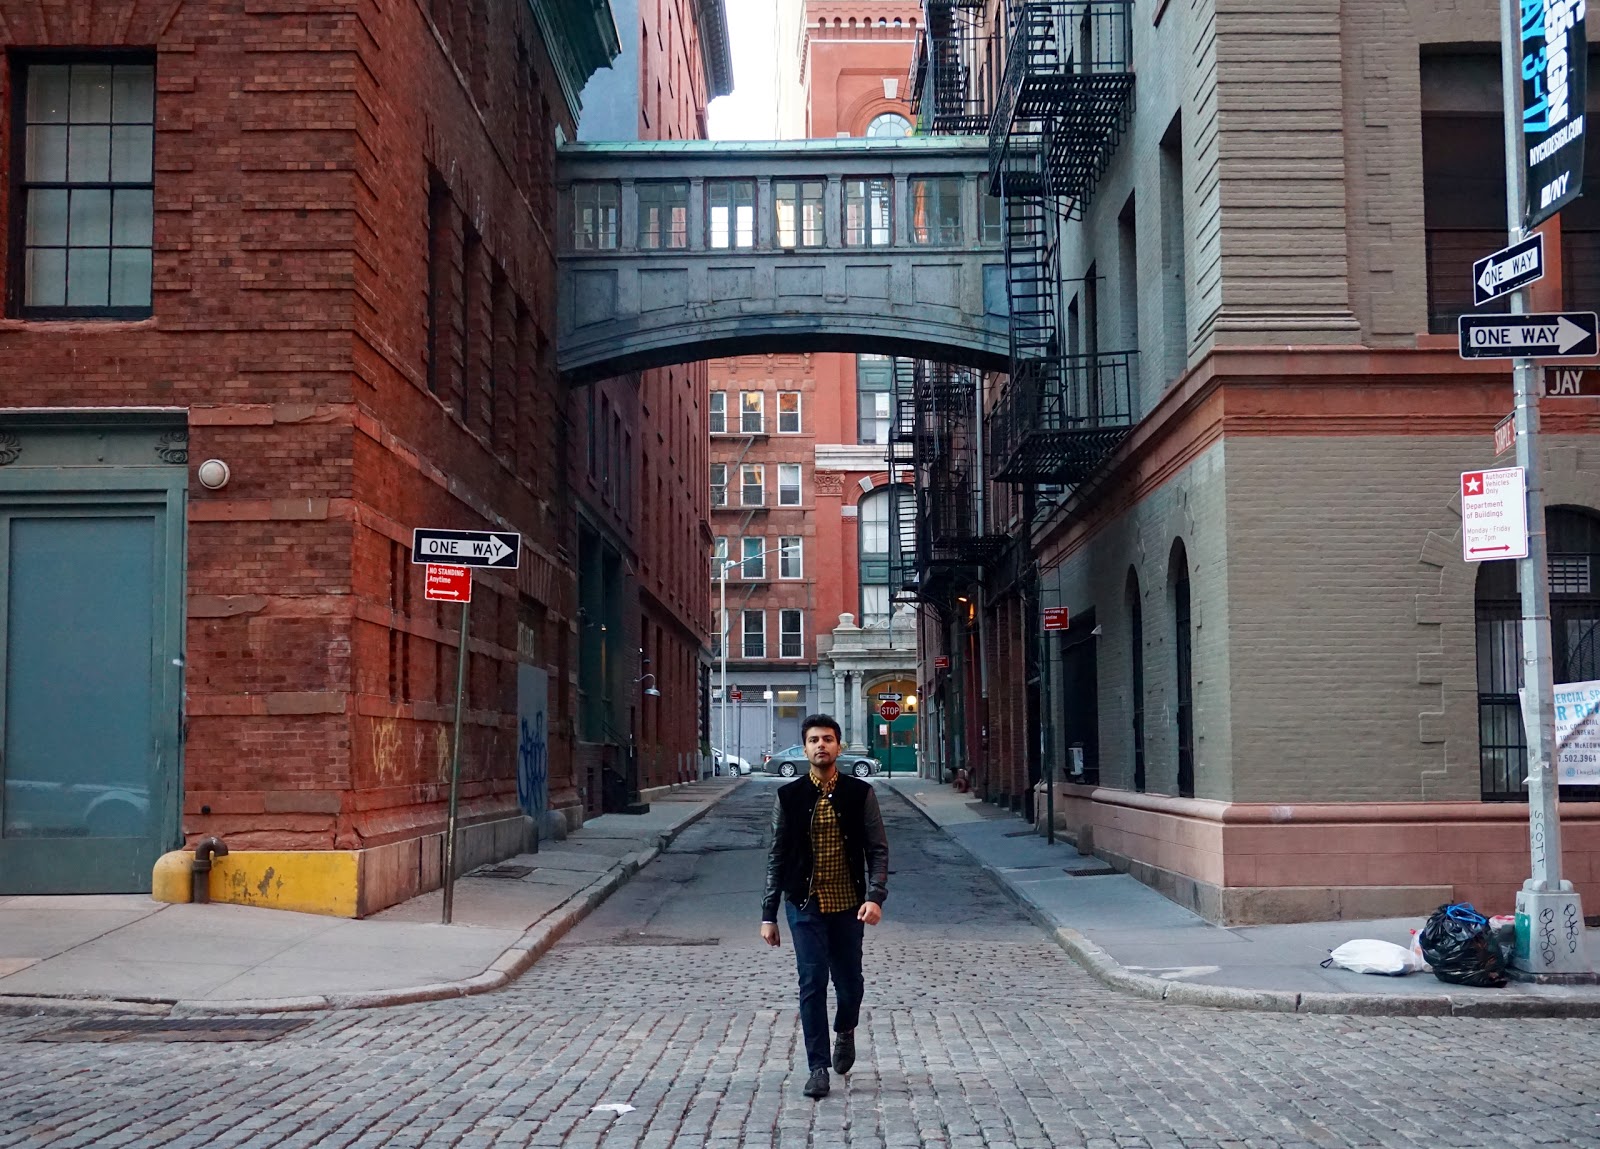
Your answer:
[0,782,741,1019]
[882,782,1600,1019]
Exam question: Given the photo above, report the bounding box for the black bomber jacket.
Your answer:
[761,772,889,921]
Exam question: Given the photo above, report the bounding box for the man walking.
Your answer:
[760,713,889,1099]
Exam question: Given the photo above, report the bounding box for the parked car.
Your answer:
[757,745,878,778]
[711,749,751,776]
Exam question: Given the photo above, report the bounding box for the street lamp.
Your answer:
[714,542,794,776]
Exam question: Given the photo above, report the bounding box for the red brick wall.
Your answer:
[0,1,580,857]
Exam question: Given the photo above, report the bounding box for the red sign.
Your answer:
[424,563,472,603]
[934,655,950,670]
[879,700,901,721]
[1042,606,1070,631]
[729,688,743,702]
[1546,366,1600,397]
[1494,413,1516,457]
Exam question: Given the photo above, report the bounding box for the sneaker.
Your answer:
[832,1031,856,1075]
[802,1067,830,1098]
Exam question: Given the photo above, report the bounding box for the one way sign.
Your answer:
[1458,312,1600,360]
[1472,233,1544,307]
[412,527,521,569]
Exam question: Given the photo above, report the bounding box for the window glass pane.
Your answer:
[861,494,890,552]
[27,66,71,123]
[71,65,114,123]
[867,113,912,138]
[26,125,68,182]
[69,188,112,246]
[109,247,152,307]
[780,537,802,578]
[66,247,110,307]
[709,392,726,433]
[68,125,110,183]
[25,249,67,307]
[111,65,155,123]
[861,585,889,623]
[27,190,68,246]
[740,391,763,431]
[112,189,154,247]
[111,125,153,182]
[778,392,800,432]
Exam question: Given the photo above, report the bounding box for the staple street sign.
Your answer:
[1042,606,1070,631]
[1458,312,1599,359]
[412,528,521,569]
[1545,365,1600,397]
[1460,468,1529,562]
[1472,233,1544,306]
[1494,413,1516,457]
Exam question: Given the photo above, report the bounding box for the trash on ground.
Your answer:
[1321,938,1425,976]
[1418,903,1509,988]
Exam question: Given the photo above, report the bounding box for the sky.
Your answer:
[707,2,780,141]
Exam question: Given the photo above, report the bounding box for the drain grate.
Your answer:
[27,1017,313,1044]
[475,865,534,879]
[1066,865,1120,877]
[577,934,721,948]
[1003,829,1038,838]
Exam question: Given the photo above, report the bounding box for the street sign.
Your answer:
[1494,413,1516,457]
[876,692,903,702]
[878,700,902,721]
[411,527,521,569]
[1461,468,1529,562]
[934,655,950,670]
[1545,365,1600,397]
[1473,233,1544,307]
[1458,312,1599,359]
[1042,606,1070,631]
[424,563,472,603]
[1524,1,1587,227]
[729,688,743,702]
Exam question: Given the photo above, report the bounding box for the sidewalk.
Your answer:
[0,779,741,1016]
[884,777,1600,1017]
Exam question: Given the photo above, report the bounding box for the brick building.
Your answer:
[572,0,731,810]
[907,0,1600,922]
[0,1,620,910]
[706,0,925,770]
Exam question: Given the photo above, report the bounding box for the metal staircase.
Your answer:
[911,0,991,136]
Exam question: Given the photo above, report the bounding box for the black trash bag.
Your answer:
[1418,903,1508,988]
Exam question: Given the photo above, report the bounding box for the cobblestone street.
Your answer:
[3,783,1599,1149]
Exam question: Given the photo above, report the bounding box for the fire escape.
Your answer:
[987,0,1137,489]
[910,0,990,136]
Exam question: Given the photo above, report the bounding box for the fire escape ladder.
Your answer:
[913,0,991,136]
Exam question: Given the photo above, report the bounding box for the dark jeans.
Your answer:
[785,900,865,1072]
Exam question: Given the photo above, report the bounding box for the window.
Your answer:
[712,608,727,657]
[742,610,765,658]
[910,178,962,245]
[1170,540,1194,799]
[15,60,155,316]
[845,178,892,246]
[709,391,727,434]
[777,391,801,433]
[741,537,767,580]
[858,486,914,627]
[780,610,804,659]
[710,463,727,506]
[775,179,825,247]
[571,182,619,250]
[740,390,764,433]
[866,113,912,138]
[708,179,755,249]
[713,536,729,569]
[981,193,1003,245]
[857,355,894,444]
[778,464,802,506]
[779,536,803,579]
[1159,114,1188,380]
[1127,569,1146,793]
[740,464,765,506]
[638,181,688,249]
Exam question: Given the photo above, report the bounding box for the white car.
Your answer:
[712,749,751,776]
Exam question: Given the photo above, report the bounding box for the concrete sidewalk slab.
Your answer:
[0,778,741,1016]
[886,777,1600,1017]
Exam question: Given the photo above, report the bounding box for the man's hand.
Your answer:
[857,902,882,926]
[760,922,781,947]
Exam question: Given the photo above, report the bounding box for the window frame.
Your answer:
[774,178,825,248]
[740,463,765,507]
[708,178,756,250]
[844,177,893,247]
[778,463,802,506]
[10,53,158,320]
[739,390,765,434]
[777,391,802,434]
[779,536,803,579]
[779,609,804,659]
[570,180,620,251]
[740,536,767,580]
[636,180,688,250]
[910,177,963,246]
[856,354,894,445]
[741,609,766,659]
[709,462,728,507]
[708,390,727,434]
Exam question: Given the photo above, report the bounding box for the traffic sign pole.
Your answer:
[441,587,470,926]
[1497,0,1592,982]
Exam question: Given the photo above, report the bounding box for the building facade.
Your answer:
[908,0,1600,922]
[707,0,926,770]
[0,0,621,910]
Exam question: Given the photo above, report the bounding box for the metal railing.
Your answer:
[990,351,1138,484]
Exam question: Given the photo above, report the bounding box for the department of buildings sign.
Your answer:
[1524,0,1588,226]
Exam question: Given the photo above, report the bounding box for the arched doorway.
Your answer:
[1475,506,1600,800]
[866,676,919,775]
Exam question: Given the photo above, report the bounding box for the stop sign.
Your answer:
[879,700,901,721]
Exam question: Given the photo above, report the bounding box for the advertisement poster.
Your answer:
[1554,678,1600,784]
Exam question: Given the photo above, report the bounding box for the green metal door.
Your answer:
[875,714,919,775]
[0,491,184,893]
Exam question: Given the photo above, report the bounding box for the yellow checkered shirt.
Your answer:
[808,768,857,912]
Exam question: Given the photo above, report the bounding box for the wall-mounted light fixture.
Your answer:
[197,459,231,490]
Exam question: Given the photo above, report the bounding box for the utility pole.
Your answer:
[1497,0,1592,982]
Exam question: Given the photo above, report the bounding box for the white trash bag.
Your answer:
[1320,938,1426,976]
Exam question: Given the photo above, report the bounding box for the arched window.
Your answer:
[1168,540,1194,798]
[1476,507,1600,800]
[866,113,912,139]
[859,486,914,626]
[1127,568,1145,793]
